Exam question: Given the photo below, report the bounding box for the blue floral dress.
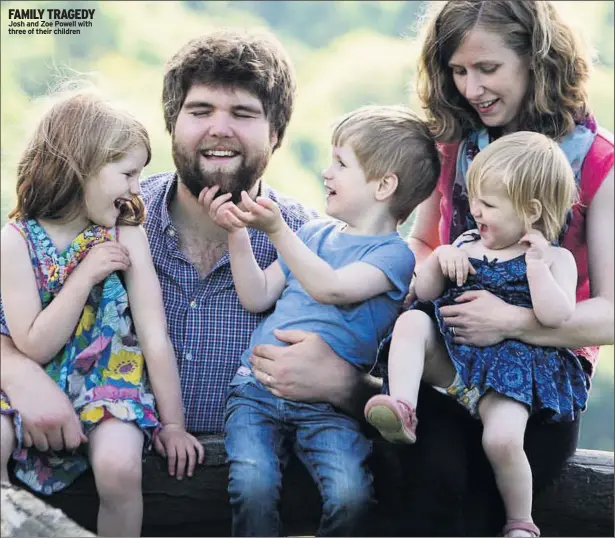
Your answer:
[412,253,590,423]
[0,219,160,495]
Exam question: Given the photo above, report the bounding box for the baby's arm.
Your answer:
[524,235,577,328]
[415,232,477,301]
[0,225,128,364]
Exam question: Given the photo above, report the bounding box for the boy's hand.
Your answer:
[154,424,205,480]
[226,191,284,235]
[435,245,476,287]
[519,230,551,266]
[199,186,246,234]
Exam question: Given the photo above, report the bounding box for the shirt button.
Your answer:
[185,352,193,361]
[189,300,197,309]
[167,228,176,237]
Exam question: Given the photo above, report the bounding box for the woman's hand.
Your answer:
[154,424,205,480]
[439,290,532,346]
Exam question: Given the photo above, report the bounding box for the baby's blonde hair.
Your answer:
[467,131,578,242]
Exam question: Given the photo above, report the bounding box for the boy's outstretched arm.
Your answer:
[228,193,395,304]
[199,186,286,313]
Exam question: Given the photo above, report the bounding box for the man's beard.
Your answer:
[172,139,271,204]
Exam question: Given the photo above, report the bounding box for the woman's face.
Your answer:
[449,27,531,134]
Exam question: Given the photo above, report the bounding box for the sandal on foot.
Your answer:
[502,520,540,537]
[364,394,417,444]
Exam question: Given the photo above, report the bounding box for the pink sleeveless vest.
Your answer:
[435,130,614,375]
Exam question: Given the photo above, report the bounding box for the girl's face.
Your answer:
[449,27,531,135]
[83,144,148,227]
[469,182,527,250]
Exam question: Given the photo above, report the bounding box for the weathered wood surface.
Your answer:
[1,481,94,537]
[3,439,613,537]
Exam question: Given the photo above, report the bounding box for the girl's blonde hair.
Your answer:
[467,131,577,242]
[9,89,151,225]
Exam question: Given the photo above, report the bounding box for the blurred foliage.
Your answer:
[0,1,612,450]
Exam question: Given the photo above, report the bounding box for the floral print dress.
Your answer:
[0,218,160,495]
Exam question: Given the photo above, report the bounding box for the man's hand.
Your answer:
[2,342,87,452]
[438,290,531,346]
[249,329,360,409]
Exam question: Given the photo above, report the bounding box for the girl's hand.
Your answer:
[435,245,476,287]
[154,424,205,479]
[71,241,131,287]
[519,230,551,265]
[199,186,246,234]
[226,191,283,236]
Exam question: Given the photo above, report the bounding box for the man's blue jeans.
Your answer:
[224,382,374,537]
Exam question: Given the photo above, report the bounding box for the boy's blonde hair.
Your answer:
[468,131,577,242]
[9,88,151,226]
[331,105,441,223]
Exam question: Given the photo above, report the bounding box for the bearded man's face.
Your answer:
[172,84,278,203]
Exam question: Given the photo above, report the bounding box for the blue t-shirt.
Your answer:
[232,218,415,385]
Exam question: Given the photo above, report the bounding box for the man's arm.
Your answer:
[0,335,86,452]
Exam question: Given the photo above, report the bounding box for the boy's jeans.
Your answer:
[224,382,374,537]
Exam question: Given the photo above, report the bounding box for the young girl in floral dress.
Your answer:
[0,90,204,537]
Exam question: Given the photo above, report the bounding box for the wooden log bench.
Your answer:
[2,435,613,537]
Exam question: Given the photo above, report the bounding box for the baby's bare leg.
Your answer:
[388,310,455,407]
[479,392,533,535]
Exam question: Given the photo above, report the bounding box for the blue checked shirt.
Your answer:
[0,172,318,433]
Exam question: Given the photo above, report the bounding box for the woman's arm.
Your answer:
[0,225,116,364]
[227,229,286,313]
[442,170,614,348]
[408,189,443,266]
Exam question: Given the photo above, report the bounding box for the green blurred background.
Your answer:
[1,1,613,450]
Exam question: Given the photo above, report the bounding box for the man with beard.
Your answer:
[0,29,380,464]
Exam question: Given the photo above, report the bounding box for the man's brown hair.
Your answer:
[162,28,296,151]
